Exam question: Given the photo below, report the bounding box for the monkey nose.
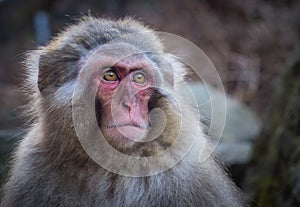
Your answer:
[122,96,139,113]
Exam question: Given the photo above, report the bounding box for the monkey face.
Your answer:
[80,42,167,150]
[97,59,154,144]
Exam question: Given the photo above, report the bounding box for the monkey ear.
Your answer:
[38,54,68,93]
[38,54,55,92]
[162,54,189,87]
[38,50,78,93]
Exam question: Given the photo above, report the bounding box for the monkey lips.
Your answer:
[107,122,150,141]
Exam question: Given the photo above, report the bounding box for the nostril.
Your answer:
[122,102,131,110]
[122,96,131,110]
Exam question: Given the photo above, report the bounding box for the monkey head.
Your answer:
[34,17,183,155]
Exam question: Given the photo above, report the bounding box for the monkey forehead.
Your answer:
[85,42,160,60]
[92,42,143,56]
[80,42,161,72]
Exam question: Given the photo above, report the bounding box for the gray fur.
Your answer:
[1,16,244,207]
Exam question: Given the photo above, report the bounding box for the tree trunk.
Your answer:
[244,54,300,207]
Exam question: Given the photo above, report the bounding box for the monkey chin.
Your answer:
[101,125,149,150]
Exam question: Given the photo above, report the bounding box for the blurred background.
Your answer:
[0,0,299,206]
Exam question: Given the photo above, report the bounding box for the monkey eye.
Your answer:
[132,72,146,84]
[103,70,119,81]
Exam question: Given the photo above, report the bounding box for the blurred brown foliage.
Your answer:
[0,0,299,131]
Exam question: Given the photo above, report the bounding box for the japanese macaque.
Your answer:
[0,17,245,207]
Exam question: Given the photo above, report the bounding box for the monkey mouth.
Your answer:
[107,123,150,129]
[105,123,150,142]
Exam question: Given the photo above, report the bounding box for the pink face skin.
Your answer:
[94,54,157,146]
